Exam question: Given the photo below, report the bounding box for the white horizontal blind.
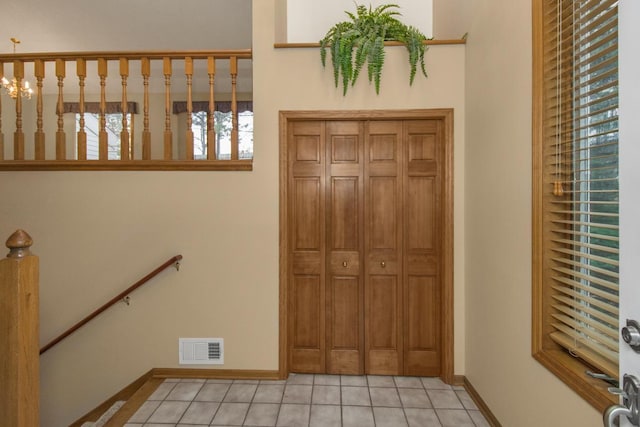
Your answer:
[544,0,619,378]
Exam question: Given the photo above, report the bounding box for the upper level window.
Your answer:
[533,0,619,410]
[191,110,253,160]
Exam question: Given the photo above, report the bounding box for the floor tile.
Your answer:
[148,382,177,400]
[314,374,341,386]
[394,376,424,388]
[179,401,218,424]
[147,400,190,423]
[421,377,452,390]
[366,375,396,387]
[127,400,161,423]
[427,389,464,409]
[244,403,280,426]
[234,379,260,384]
[404,408,442,427]
[286,373,314,385]
[181,378,207,383]
[455,390,478,410]
[276,403,310,426]
[342,406,374,427]
[253,384,285,403]
[398,388,432,408]
[373,407,408,427]
[341,375,367,386]
[165,378,181,383]
[311,385,340,405]
[468,410,491,427]
[224,384,258,403]
[341,386,371,406]
[212,402,250,425]
[207,379,234,384]
[282,384,312,404]
[310,404,341,427]
[436,409,476,426]
[369,387,402,407]
[195,383,231,402]
[166,382,204,401]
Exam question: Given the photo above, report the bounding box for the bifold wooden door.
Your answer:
[286,117,443,377]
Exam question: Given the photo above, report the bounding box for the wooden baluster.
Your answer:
[141,57,151,160]
[230,56,238,160]
[0,230,39,427]
[207,57,216,160]
[163,57,172,160]
[0,62,4,161]
[55,60,66,160]
[13,60,25,160]
[34,60,45,160]
[98,58,108,160]
[185,57,194,160]
[119,58,130,160]
[76,59,87,160]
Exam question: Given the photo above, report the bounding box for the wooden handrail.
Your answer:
[40,254,183,355]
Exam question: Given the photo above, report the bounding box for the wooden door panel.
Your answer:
[291,275,324,372]
[289,121,326,374]
[365,120,403,375]
[366,275,401,374]
[326,121,364,375]
[293,178,322,250]
[327,276,361,373]
[330,177,359,250]
[406,177,436,251]
[406,276,440,376]
[403,120,442,377]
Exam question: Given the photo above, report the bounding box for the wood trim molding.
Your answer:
[70,369,155,427]
[71,368,281,426]
[273,39,467,49]
[0,160,253,171]
[464,377,503,427]
[279,109,455,383]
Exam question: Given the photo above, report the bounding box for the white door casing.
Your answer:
[616,0,640,425]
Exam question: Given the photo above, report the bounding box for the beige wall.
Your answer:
[0,1,466,425]
[464,0,601,426]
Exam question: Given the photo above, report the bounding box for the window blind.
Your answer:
[543,0,619,378]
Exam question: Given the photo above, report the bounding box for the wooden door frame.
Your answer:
[279,109,455,383]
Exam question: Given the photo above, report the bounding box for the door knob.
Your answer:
[342,261,348,268]
[604,374,640,426]
[381,261,386,268]
[622,319,640,352]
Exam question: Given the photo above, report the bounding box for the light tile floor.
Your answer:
[124,374,491,427]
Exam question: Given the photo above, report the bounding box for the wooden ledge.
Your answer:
[274,39,466,49]
[0,160,253,172]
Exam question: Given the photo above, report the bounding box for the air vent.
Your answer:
[179,338,224,365]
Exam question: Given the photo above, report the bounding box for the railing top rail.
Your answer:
[0,49,252,62]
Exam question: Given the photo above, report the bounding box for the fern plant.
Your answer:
[320,3,428,95]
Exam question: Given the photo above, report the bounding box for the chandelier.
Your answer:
[1,38,33,100]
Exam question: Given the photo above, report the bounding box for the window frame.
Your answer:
[532,0,619,411]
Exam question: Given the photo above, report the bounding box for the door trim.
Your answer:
[279,109,454,383]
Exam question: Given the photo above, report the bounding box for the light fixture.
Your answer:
[1,38,33,100]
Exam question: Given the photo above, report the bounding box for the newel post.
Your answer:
[0,230,39,427]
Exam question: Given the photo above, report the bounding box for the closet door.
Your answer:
[364,121,404,375]
[403,119,442,376]
[288,120,326,373]
[325,121,365,374]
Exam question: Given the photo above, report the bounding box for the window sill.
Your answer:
[533,348,616,412]
[0,160,253,171]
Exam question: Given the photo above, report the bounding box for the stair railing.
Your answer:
[40,253,183,355]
